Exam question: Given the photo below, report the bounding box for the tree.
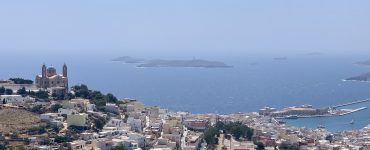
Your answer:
[5,89,13,95]
[72,84,90,98]
[34,90,49,99]
[255,142,265,150]
[50,103,63,112]
[278,142,299,150]
[0,86,5,95]
[17,87,27,96]
[9,78,33,84]
[106,93,118,103]
[0,144,6,150]
[204,127,218,147]
[112,144,126,150]
[30,105,44,113]
[54,135,72,143]
[93,116,107,130]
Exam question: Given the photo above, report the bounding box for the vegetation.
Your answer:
[9,78,33,84]
[203,121,254,148]
[214,121,254,140]
[17,87,27,96]
[278,142,299,150]
[71,84,118,107]
[92,115,108,131]
[54,135,73,143]
[30,105,45,114]
[27,126,46,135]
[5,89,12,95]
[112,144,126,150]
[255,142,265,150]
[203,127,219,147]
[0,144,6,150]
[50,103,63,112]
[29,90,49,99]
[0,87,5,95]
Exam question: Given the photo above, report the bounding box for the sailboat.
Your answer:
[350,119,355,125]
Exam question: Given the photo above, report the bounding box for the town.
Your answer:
[1,64,370,150]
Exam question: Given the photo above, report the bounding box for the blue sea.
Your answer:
[1,51,370,132]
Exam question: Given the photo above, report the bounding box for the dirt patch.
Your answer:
[0,108,41,133]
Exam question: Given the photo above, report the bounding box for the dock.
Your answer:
[338,107,367,116]
[332,99,370,108]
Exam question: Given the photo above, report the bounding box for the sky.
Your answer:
[0,0,369,57]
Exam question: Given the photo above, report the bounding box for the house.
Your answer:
[67,113,88,127]
[127,117,143,132]
[40,113,59,121]
[33,145,52,150]
[68,140,87,150]
[105,118,125,128]
[58,108,76,116]
[0,95,35,105]
[183,119,209,130]
[127,132,146,148]
[63,99,91,111]
[91,138,115,150]
[81,132,99,141]
[105,103,120,114]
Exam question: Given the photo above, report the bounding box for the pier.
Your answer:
[332,99,370,108]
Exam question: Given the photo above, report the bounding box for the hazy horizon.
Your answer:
[0,0,369,57]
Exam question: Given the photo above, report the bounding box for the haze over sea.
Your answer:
[1,51,370,132]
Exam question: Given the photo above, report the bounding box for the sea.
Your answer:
[1,51,370,132]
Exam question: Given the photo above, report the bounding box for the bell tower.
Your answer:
[63,63,68,77]
[42,64,47,78]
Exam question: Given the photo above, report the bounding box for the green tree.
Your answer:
[17,87,27,96]
[93,116,107,130]
[278,142,299,150]
[30,105,44,113]
[0,86,5,95]
[5,89,13,95]
[255,142,265,150]
[72,84,90,98]
[112,144,126,150]
[9,78,33,84]
[106,93,118,103]
[0,144,6,150]
[35,90,49,99]
[204,127,218,147]
[50,103,63,112]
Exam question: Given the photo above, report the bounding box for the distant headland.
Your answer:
[345,72,370,82]
[111,56,232,68]
[345,60,370,82]
[111,56,145,64]
[356,60,370,66]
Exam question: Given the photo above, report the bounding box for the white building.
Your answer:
[58,108,76,116]
[68,140,87,150]
[0,95,35,105]
[40,113,59,121]
[127,117,143,132]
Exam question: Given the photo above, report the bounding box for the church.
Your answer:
[35,64,69,92]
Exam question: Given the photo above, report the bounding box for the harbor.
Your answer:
[260,99,370,119]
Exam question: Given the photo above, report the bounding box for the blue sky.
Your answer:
[0,1,369,56]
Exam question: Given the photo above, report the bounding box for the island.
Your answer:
[345,72,370,82]
[356,60,370,66]
[136,59,232,68]
[111,56,145,63]
[112,56,232,68]
[273,57,288,60]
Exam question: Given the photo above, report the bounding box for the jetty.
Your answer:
[332,99,370,108]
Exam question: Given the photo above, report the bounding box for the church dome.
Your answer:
[46,66,57,77]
